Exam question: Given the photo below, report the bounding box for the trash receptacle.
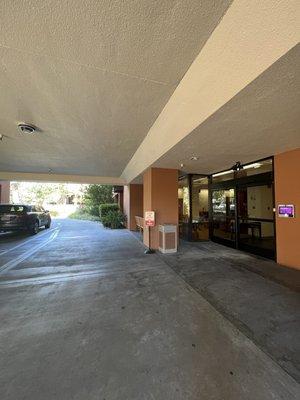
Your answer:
[159,224,177,254]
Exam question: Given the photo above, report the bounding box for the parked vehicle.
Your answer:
[0,204,51,235]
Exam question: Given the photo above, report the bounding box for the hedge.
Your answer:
[99,203,119,219]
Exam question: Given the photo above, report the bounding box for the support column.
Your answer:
[0,181,10,203]
[143,168,178,249]
[123,184,143,230]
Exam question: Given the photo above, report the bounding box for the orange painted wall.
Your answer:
[129,184,143,230]
[143,168,178,249]
[123,184,143,230]
[275,148,300,269]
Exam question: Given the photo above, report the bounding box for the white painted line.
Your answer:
[0,228,60,274]
[0,227,58,256]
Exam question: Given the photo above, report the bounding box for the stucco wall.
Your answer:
[143,168,178,249]
[274,148,300,269]
[123,184,143,230]
[130,184,143,230]
[123,185,130,229]
[0,181,10,203]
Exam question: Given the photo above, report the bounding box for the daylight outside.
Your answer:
[0,1,299,400]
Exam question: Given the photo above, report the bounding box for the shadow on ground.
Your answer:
[159,240,300,382]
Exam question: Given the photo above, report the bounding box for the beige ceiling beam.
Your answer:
[0,172,125,185]
[122,0,300,182]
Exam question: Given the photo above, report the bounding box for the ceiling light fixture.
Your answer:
[232,161,243,171]
[0,134,3,141]
[244,162,261,169]
[18,123,36,135]
[190,156,198,161]
[180,163,185,168]
[212,170,234,178]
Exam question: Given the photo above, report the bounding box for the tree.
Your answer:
[83,185,114,215]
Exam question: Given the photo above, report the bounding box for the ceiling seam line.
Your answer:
[0,43,177,87]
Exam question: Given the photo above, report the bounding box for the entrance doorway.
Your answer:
[237,184,275,258]
[178,175,209,241]
[210,158,275,259]
[212,188,236,245]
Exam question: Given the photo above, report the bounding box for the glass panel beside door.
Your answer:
[191,176,209,240]
[212,188,236,245]
[178,176,190,240]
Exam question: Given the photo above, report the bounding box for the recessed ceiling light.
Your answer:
[180,163,185,168]
[18,123,36,135]
[190,156,198,161]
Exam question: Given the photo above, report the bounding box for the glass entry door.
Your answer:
[212,188,236,245]
[178,176,190,240]
[237,184,275,258]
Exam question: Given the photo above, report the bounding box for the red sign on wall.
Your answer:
[145,211,155,227]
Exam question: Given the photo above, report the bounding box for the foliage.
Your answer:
[98,203,126,229]
[10,181,86,206]
[83,185,114,216]
[69,208,100,222]
[99,203,119,219]
[101,210,126,229]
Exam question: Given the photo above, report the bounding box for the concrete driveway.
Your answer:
[0,219,299,400]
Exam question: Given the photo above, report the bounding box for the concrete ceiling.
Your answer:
[0,0,232,181]
[123,0,300,182]
[154,44,300,175]
[0,0,299,184]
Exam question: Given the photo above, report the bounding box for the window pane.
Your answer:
[0,205,25,213]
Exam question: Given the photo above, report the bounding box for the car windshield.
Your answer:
[0,205,26,214]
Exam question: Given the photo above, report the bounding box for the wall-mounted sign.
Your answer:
[278,204,295,218]
[145,211,155,227]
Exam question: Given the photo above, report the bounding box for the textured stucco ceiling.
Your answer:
[0,0,232,177]
[122,0,300,182]
[154,44,300,174]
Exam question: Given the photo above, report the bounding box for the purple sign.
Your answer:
[278,205,295,218]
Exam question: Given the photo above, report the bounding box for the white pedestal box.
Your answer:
[158,224,177,254]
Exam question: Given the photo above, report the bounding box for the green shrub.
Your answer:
[101,210,126,229]
[69,209,100,222]
[99,203,119,219]
[86,204,100,216]
[83,185,114,215]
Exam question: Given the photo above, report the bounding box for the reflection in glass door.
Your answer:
[191,176,209,240]
[212,188,236,245]
[237,184,275,258]
[178,176,190,240]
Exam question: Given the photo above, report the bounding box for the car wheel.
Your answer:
[29,221,39,235]
[45,221,51,229]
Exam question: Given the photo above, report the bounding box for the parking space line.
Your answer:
[0,227,58,256]
[0,228,60,274]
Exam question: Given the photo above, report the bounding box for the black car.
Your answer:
[0,204,51,235]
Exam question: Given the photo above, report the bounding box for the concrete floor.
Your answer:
[160,241,300,382]
[0,219,299,399]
